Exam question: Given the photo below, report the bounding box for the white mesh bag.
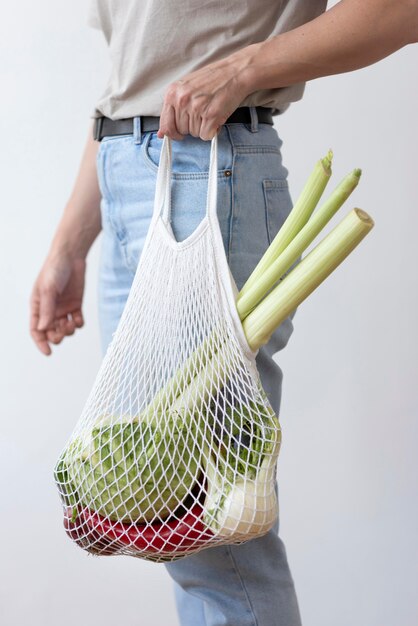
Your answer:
[54,133,282,562]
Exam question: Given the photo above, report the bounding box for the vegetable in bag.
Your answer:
[54,134,374,561]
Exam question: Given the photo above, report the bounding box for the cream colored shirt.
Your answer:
[88,0,327,120]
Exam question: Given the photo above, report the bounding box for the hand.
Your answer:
[157,45,257,141]
[30,253,86,355]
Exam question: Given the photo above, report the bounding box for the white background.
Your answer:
[0,2,417,625]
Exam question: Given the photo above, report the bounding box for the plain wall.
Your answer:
[1,2,417,625]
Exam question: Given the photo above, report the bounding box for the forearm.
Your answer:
[238,0,418,92]
[49,125,102,260]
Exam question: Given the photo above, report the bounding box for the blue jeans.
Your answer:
[96,111,302,626]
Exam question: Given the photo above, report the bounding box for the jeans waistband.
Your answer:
[93,106,274,141]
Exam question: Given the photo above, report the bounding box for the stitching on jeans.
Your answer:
[120,241,136,278]
[233,146,280,154]
[141,132,231,180]
[224,124,235,261]
[226,545,259,626]
[100,134,132,144]
[99,142,126,245]
[172,172,231,181]
[104,142,136,275]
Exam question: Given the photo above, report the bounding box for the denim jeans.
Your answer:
[96,110,302,626]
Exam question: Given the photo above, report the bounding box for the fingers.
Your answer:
[30,312,52,355]
[56,315,75,338]
[71,309,84,329]
[30,288,52,355]
[30,254,87,355]
[56,309,84,336]
[30,284,84,356]
[46,327,65,345]
[30,319,52,356]
[189,108,203,138]
[30,312,84,355]
[37,286,56,331]
[157,104,184,141]
[199,105,226,141]
[158,99,224,141]
[45,315,73,346]
[174,101,191,136]
[58,315,75,335]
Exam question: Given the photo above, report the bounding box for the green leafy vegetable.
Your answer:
[55,411,204,524]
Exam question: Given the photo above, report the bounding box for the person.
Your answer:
[30,1,418,625]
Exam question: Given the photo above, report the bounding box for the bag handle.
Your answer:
[153,132,219,224]
[152,134,172,224]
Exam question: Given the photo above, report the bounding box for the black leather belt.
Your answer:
[93,106,274,141]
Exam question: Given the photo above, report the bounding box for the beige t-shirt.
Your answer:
[88,0,327,120]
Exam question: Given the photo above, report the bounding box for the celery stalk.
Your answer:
[242,209,374,351]
[236,169,362,320]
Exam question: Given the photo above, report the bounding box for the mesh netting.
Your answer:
[54,134,281,562]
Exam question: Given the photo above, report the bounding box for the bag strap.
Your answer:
[152,134,173,223]
[153,133,219,224]
[205,132,219,222]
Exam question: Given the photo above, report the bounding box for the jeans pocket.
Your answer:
[96,141,112,231]
[96,141,108,200]
[142,131,164,170]
[262,179,293,245]
[142,130,233,179]
[142,131,212,177]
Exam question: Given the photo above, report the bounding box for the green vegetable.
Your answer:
[56,411,204,524]
[57,151,374,542]
[136,155,363,417]
[242,208,374,350]
[237,168,362,320]
[240,150,333,298]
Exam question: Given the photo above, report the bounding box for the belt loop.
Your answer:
[249,106,259,133]
[133,116,142,144]
[93,117,104,141]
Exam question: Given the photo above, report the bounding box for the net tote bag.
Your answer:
[54,132,282,563]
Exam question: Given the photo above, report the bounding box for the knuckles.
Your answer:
[162,81,227,139]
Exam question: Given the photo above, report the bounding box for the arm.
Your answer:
[50,127,102,260]
[30,126,102,355]
[158,0,418,140]
[240,0,418,91]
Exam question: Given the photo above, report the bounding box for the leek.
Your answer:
[201,208,374,537]
[242,208,374,350]
[240,151,333,298]
[237,169,362,320]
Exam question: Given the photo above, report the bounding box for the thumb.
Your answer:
[37,287,57,330]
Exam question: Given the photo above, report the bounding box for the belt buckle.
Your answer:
[93,117,104,142]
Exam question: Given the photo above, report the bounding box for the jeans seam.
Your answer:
[233,146,280,154]
[224,124,235,260]
[105,144,136,275]
[226,545,259,626]
[97,144,113,206]
[99,144,128,254]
